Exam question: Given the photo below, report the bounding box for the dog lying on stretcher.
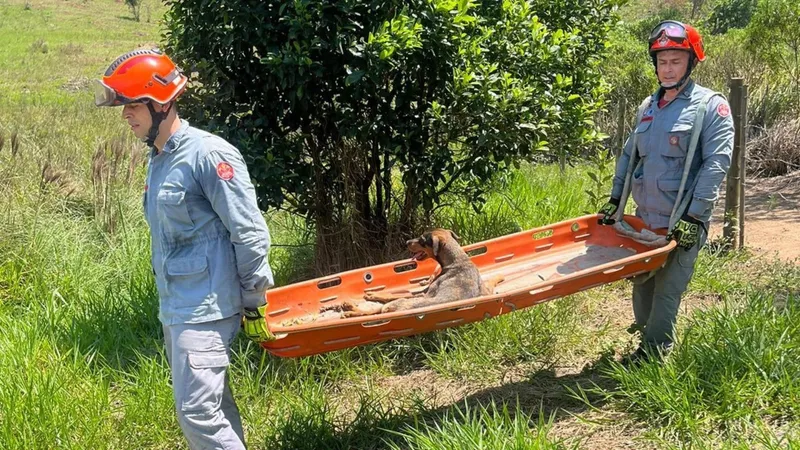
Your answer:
[321,229,504,318]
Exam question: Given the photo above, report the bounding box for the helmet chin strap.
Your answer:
[144,101,172,148]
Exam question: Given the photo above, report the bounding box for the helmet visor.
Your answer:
[94,80,144,107]
[648,21,688,47]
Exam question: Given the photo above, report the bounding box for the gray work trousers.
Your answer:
[163,314,246,450]
[631,228,707,346]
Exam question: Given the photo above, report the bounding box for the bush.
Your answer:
[594,26,655,151]
[746,0,800,86]
[164,0,621,273]
[706,0,757,35]
[747,117,800,177]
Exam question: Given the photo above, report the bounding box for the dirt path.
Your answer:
[709,172,800,262]
[340,287,717,449]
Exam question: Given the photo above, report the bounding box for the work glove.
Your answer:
[598,197,621,225]
[242,303,276,343]
[669,214,703,250]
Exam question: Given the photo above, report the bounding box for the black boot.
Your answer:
[622,341,673,366]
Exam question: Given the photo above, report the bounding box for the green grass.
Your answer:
[385,402,578,450]
[1,0,800,448]
[593,290,800,447]
[0,0,165,102]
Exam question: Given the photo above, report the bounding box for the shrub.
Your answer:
[164,0,621,273]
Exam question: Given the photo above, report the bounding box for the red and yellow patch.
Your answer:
[216,162,235,181]
[717,103,730,118]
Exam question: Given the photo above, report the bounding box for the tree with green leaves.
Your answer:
[747,0,800,86]
[164,0,621,274]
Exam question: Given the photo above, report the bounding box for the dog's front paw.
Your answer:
[381,303,399,314]
[339,300,359,311]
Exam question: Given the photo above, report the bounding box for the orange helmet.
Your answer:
[95,48,188,107]
[648,21,705,62]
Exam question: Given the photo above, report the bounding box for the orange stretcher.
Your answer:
[261,214,676,358]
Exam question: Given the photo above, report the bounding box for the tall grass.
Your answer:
[386,402,577,450]
[594,290,800,445]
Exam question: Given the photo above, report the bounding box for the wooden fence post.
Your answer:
[723,77,748,249]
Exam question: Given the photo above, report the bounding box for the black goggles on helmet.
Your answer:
[94,80,150,107]
[648,21,688,47]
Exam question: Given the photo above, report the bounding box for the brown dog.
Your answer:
[322,229,504,318]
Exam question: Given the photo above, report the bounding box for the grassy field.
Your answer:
[1,0,799,448]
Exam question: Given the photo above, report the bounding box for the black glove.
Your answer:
[598,197,621,225]
[668,214,703,249]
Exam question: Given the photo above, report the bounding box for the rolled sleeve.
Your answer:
[196,147,274,309]
[688,96,734,220]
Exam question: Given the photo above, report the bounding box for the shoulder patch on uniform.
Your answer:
[716,103,730,118]
[216,162,235,181]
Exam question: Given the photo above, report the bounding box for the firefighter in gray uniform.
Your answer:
[95,49,275,449]
[599,21,734,362]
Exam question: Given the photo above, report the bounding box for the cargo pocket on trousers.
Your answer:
[676,246,699,269]
[677,226,706,269]
[180,351,230,413]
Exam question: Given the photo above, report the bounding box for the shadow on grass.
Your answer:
[458,355,618,422]
[258,353,620,449]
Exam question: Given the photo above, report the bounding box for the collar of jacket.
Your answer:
[151,119,190,156]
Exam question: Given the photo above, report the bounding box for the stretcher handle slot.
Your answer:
[272,345,301,353]
[363,285,387,293]
[436,318,464,327]
[320,295,338,303]
[317,277,342,290]
[504,302,517,311]
[267,307,290,317]
[362,319,391,328]
[394,261,417,273]
[603,265,626,275]
[535,243,554,251]
[495,254,514,263]
[529,285,554,295]
[451,304,476,312]
[467,246,487,258]
[379,328,414,337]
[324,336,361,346]
[533,229,554,240]
[409,276,430,284]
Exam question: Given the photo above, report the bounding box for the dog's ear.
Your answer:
[449,230,461,242]
[422,232,433,248]
[431,234,441,257]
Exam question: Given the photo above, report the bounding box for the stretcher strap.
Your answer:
[614,91,721,243]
